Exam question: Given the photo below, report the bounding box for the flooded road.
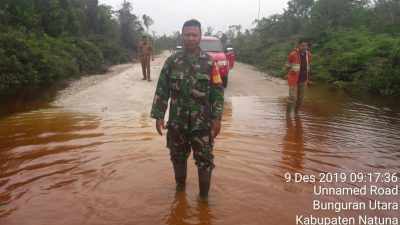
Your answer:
[1,53,400,225]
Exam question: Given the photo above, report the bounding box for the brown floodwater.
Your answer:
[0,85,400,225]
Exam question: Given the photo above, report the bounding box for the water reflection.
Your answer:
[1,85,400,224]
[195,201,214,225]
[0,82,65,117]
[165,192,190,225]
[165,191,214,225]
[0,110,103,177]
[282,116,304,171]
[0,110,104,219]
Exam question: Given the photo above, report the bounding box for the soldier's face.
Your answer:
[182,26,201,52]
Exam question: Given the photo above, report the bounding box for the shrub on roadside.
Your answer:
[0,28,106,92]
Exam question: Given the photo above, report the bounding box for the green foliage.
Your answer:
[366,0,400,34]
[0,0,38,30]
[155,31,182,51]
[0,28,105,90]
[221,0,400,96]
[118,2,143,49]
[313,30,400,95]
[0,0,145,92]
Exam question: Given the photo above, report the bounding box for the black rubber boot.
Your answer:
[173,161,187,191]
[294,100,302,114]
[198,169,212,200]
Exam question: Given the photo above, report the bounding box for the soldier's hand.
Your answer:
[156,119,165,136]
[211,119,221,138]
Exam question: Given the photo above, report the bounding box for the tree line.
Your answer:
[157,0,400,96]
[233,0,400,96]
[0,0,151,92]
[2,0,399,96]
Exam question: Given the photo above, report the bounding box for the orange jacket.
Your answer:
[286,48,311,86]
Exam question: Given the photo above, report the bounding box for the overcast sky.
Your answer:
[98,0,289,36]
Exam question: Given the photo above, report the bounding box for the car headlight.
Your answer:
[217,60,228,66]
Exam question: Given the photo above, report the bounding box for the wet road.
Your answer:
[1,57,400,225]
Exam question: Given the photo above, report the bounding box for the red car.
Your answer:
[199,36,234,88]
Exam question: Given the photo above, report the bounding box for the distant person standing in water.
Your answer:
[138,35,154,81]
[150,19,224,201]
[285,38,312,115]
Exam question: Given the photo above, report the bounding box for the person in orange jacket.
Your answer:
[285,38,312,115]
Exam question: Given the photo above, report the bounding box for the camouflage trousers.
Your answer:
[167,127,215,171]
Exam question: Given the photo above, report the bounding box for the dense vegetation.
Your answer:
[230,0,400,96]
[0,0,146,92]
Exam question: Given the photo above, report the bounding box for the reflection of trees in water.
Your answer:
[304,85,400,158]
[165,191,214,225]
[282,116,305,171]
[304,84,347,117]
[0,112,101,175]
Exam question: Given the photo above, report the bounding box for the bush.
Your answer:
[232,28,400,95]
[0,28,106,92]
[312,30,400,95]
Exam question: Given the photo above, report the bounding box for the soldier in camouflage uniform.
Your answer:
[150,19,224,200]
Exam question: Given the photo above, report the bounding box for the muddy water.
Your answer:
[1,85,400,225]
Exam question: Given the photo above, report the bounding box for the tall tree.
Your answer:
[0,0,37,29]
[284,0,314,34]
[34,0,67,37]
[118,1,142,48]
[285,0,314,19]
[371,0,400,33]
[142,14,153,37]
[97,4,118,39]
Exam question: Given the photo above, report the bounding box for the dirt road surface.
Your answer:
[53,51,287,115]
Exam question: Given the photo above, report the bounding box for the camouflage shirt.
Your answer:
[150,50,224,131]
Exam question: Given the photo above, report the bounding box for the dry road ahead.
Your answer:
[54,51,287,116]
